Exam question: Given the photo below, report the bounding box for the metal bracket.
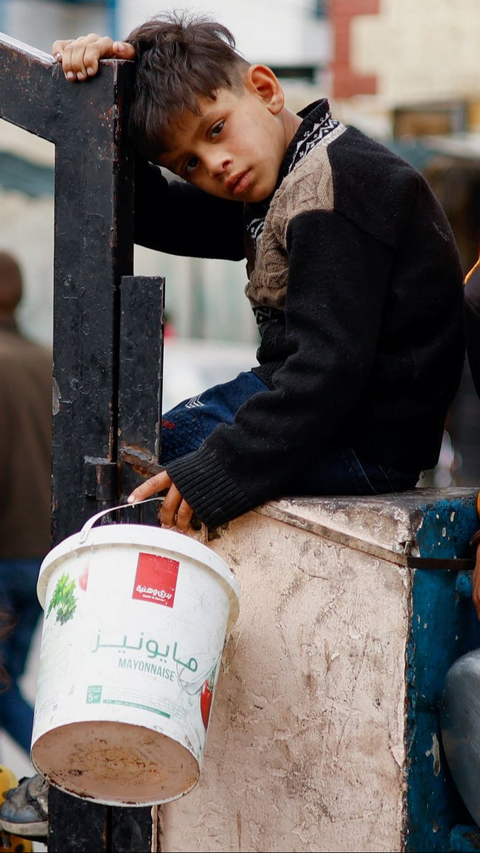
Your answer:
[84,456,118,501]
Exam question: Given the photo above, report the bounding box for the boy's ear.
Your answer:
[245,65,284,115]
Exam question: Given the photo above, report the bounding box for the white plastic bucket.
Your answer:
[31,500,240,806]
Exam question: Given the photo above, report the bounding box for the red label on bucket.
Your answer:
[133,553,179,608]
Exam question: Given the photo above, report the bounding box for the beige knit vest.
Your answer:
[245,123,346,311]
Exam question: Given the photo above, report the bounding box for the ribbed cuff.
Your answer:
[166,445,254,529]
[251,361,283,388]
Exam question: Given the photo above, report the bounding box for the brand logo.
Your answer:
[133,552,179,608]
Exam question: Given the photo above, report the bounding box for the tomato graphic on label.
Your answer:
[200,678,214,729]
[78,566,89,591]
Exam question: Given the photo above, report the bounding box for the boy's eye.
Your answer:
[210,121,224,139]
[185,157,199,175]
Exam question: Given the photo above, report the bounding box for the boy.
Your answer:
[0,14,468,837]
[52,13,465,533]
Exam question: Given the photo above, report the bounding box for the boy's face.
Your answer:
[158,80,289,204]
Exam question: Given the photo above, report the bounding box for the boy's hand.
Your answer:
[52,34,135,81]
[128,471,194,532]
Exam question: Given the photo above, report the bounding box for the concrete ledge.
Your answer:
[159,488,479,853]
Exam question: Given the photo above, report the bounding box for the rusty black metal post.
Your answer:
[51,53,136,537]
[118,275,165,519]
[0,32,159,852]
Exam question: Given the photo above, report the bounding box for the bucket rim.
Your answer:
[37,523,240,628]
[31,719,201,807]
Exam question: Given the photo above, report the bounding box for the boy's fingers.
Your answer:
[69,34,107,79]
[58,34,107,79]
[161,489,194,531]
[175,500,194,532]
[128,471,172,504]
[51,39,73,59]
[58,41,85,79]
[161,484,184,528]
[128,474,194,531]
[82,40,135,77]
[83,44,103,78]
[53,35,135,81]
[112,41,136,60]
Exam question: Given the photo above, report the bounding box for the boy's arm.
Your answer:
[131,211,394,528]
[134,157,245,261]
[52,37,245,261]
[128,471,194,531]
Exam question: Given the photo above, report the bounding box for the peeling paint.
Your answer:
[425,733,441,777]
[52,376,61,415]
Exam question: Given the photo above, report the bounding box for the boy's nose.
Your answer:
[206,153,232,178]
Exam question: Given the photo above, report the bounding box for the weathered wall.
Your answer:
[351,0,480,104]
[159,499,412,852]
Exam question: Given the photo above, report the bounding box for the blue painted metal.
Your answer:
[449,825,480,851]
[406,493,480,852]
[455,571,473,600]
[414,496,479,559]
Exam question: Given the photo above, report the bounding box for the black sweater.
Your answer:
[135,100,465,528]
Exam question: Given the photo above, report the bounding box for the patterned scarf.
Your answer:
[244,100,340,247]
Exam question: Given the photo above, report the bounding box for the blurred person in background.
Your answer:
[423,158,480,487]
[0,251,51,758]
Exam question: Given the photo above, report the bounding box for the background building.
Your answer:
[330,0,480,141]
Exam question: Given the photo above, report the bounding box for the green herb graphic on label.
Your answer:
[47,573,77,624]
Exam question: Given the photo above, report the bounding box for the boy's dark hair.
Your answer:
[126,12,249,160]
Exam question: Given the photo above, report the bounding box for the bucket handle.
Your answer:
[78,498,163,545]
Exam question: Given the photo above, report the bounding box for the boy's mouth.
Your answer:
[227,170,251,196]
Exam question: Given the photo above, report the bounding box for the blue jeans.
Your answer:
[0,558,43,754]
[161,371,419,495]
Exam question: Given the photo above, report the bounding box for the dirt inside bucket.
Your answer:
[32,720,199,805]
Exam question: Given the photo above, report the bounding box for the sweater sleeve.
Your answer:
[134,157,245,261]
[166,209,394,527]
